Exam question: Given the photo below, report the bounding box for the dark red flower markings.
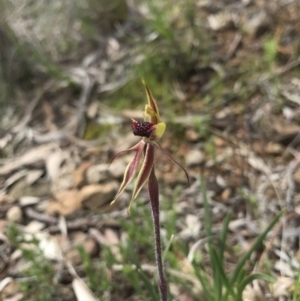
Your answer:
[132,120,156,138]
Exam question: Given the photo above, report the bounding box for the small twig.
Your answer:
[273,57,300,77]
[12,81,54,133]
[76,76,97,138]
[285,158,300,211]
[226,33,242,59]
[32,130,100,147]
[24,208,58,224]
[48,217,117,234]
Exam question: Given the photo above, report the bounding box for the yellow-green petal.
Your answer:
[152,122,166,140]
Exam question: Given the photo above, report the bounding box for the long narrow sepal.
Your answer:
[108,141,144,167]
[111,141,145,204]
[128,143,155,211]
[153,141,190,186]
[142,79,160,124]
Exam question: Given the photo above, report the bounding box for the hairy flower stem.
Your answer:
[148,167,168,301]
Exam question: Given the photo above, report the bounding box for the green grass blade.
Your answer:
[123,265,145,297]
[236,268,246,287]
[137,268,159,301]
[230,211,282,284]
[237,273,275,301]
[201,175,212,240]
[192,261,213,299]
[163,234,174,261]
[219,211,232,265]
[293,270,300,301]
[211,248,236,298]
[224,269,247,300]
[201,176,219,299]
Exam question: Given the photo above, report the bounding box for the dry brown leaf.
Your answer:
[243,282,269,301]
[0,194,15,204]
[208,12,233,31]
[86,164,109,184]
[0,221,8,235]
[19,196,40,206]
[5,170,27,188]
[46,150,67,181]
[0,278,19,299]
[80,182,118,210]
[25,169,44,185]
[42,101,57,131]
[89,228,121,261]
[3,293,24,301]
[8,178,52,199]
[64,232,98,265]
[221,188,231,201]
[185,128,200,142]
[73,162,92,188]
[50,154,77,193]
[271,276,294,297]
[47,190,82,216]
[176,293,194,301]
[86,101,99,119]
[38,233,62,261]
[107,161,126,179]
[6,206,22,223]
[265,142,283,154]
[23,221,45,234]
[0,144,56,176]
[72,278,99,301]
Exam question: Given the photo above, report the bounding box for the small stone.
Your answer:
[208,12,233,31]
[0,278,19,299]
[221,188,231,201]
[86,164,109,184]
[108,161,127,179]
[23,221,45,234]
[26,169,44,185]
[282,107,294,121]
[6,206,22,223]
[242,9,271,36]
[0,194,16,204]
[179,214,201,239]
[265,142,283,155]
[47,190,82,216]
[19,196,40,206]
[86,101,99,119]
[66,232,98,265]
[294,169,300,184]
[84,237,98,257]
[185,149,205,167]
[81,182,118,210]
[214,137,226,147]
[9,179,51,199]
[216,175,227,188]
[185,128,200,142]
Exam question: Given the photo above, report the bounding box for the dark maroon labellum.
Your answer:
[132,121,154,138]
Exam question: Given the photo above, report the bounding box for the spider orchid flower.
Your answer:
[110,80,189,211]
